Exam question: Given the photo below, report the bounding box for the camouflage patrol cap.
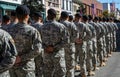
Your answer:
[88,15,93,20]
[2,15,10,21]
[94,17,99,21]
[82,15,89,20]
[69,15,74,20]
[47,8,57,15]
[61,11,69,17]
[16,5,30,15]
[34,12,42,17]
[75,13,82,18]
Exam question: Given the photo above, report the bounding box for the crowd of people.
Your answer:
[0,4,119,77]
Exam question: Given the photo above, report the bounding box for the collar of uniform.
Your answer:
[47,20,56,23]
[17,22,28,26]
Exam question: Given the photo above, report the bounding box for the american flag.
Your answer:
[110,3,115,12]
[91,4,96,16]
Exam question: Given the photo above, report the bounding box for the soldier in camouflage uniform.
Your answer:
[0,29,17,77]
[8,5,42,77]
[40,8,68,77]
[99,17,108,62]
[100,17,109,62]
[107,18,114,55]
[109,18,118,52]
[82,15,95,76]
[94,17,106,67]
[74,13,92,77]
[105,18,113,57]
[88,15,100,71]
[60,11,78,77]
[32,12,44,77]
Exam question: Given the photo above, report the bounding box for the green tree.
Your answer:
[109,12,115,17]
[22,0,45,16]
[102,10,109,17]
[76,3,86,15]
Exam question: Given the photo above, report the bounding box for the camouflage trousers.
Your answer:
[34,51,44,77]
[9,67,35,77]
[97,38,104,63]
[106,35,111,56]
[110,33,114,53]
[92,38,97,65]
[103,36,107,57]
[113,32,117,52]
[0,70,10,77]
[86,40,93,71]
[64,43,75,77]
[43,48,66,77]
[75,41,87,75]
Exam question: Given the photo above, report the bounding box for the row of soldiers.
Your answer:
[0,5,118,77]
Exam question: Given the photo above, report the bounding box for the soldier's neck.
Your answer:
[19,19,28,24]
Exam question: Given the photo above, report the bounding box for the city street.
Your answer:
[89,52,120,77]
[75,52,120,77]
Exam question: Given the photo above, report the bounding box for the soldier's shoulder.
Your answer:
[0,29,11,39]
[25,24,39,33]
[43,21,66,29]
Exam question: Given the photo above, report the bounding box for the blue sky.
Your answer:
[97,0,120,9]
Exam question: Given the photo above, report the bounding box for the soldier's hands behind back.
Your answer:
[75,38,83,44]
[15,56,21,64]
[45,46,54,53]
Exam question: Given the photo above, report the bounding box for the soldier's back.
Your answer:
[41,20,67,46]
[8,22,42,70]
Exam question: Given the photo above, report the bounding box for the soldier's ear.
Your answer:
[24,15,29,20]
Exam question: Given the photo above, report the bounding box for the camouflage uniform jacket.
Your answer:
[0,29,17,73]
[8,22,42,70]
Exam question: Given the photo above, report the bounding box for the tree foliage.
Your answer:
[22,0,45,16]
[76,3,86,15]
[102,10,115,17]
[103,10,109,17]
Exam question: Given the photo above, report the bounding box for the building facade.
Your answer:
[61,0,73,14]
[0,0,21,18]
[45,0,62,19]
[78,0,103,16]
[72,0,81,15]
[103,3,116,13]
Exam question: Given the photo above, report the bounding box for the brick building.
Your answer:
[80,0,103,16]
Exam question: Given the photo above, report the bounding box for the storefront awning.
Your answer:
[0,4,17,10]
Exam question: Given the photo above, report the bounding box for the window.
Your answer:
[66,0,68,10]
[62,0,64,9]
[70,1,72,11]
[48,0,60,8]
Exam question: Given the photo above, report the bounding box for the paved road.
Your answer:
[89,52,120,77]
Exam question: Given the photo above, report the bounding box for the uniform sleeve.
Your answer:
[103,24,108,35]
[70,23,78,43]
[94,23,101,37]
[83,24,92,41]
[0,35,17,73]
[20,30,42,62]
[114,23,118,30]
[99,24,106,38]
